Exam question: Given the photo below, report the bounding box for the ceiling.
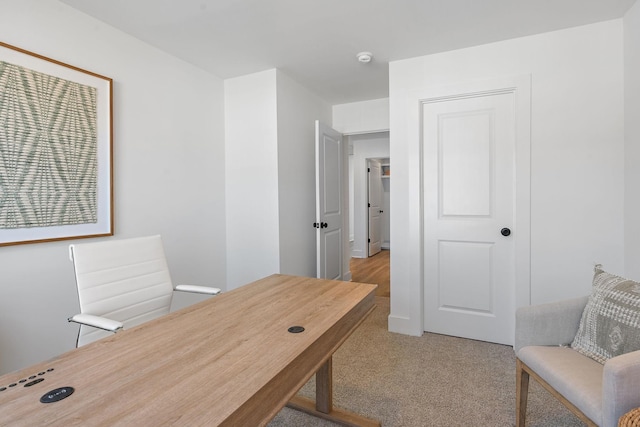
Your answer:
[60,0,636,105]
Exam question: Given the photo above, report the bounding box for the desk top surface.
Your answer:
[0,274,377,426]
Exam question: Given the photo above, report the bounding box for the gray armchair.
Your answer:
[515,297,640,427]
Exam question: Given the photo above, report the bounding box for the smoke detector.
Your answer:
[356,52,373,63]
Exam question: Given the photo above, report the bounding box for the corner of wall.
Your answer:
[624,0,640,279]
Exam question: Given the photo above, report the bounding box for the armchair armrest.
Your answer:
[603,350,640,427]
[515,296,588,354]
[68,314,124,332]
[175,284,221,295]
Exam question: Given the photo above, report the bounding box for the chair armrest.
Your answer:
[515,296,588,354]
[175,284,221,295]
[603,350,640,427]
[68,314,124,332]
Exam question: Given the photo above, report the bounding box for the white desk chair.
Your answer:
[68,235,221,347]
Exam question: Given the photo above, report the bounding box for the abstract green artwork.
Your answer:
[0,41,112,246]
[0,61,98,229]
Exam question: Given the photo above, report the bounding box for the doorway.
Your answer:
[348,132,390,297]
[347,132,390,259]
[367,157,390,257]
[350,250,390,297]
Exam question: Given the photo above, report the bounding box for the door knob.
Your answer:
[501,228,511,237]
[320,222,328,228]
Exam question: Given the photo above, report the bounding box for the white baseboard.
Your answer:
[388,314,423,336]
[351,250,366,258]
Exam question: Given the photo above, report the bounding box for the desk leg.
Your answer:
[316,356,333,413]
[287,357,381,427]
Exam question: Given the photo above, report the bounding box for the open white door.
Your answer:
[315,121,346,280]
[368,159,382,257]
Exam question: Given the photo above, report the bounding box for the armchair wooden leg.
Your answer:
[516,358,530,427]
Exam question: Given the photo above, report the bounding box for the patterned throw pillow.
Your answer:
[571,265,640,364]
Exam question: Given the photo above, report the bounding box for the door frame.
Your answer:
[388,74,531,336]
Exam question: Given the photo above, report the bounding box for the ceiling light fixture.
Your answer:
[356,51,373,63]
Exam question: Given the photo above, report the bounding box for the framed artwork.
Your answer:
[0,41,113,246]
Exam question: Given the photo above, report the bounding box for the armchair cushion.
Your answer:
[571,266,640,364]
[518,346,603,424]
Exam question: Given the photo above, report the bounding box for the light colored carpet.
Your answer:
[268,297,585,427]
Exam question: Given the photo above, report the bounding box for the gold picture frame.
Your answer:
[0,41,113,246]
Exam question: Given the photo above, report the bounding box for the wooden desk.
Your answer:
[0,274,379,426]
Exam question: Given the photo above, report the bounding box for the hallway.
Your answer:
[350,250,390,297]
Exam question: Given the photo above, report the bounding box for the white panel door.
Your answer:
[316,121,344,280]
[368,159,382,257]
[423,92,516,345]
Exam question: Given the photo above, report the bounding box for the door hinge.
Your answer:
[368,238,371,242]
[368,167,370,172]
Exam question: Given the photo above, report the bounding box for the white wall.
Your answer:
[333,98,390,134]
[224,70,279,289]
[389,20,625,335]
[0,0,226,374]
[625,2,640,279]
[225,69,331,286]
[276,70,331,276]
[349,133,390,258]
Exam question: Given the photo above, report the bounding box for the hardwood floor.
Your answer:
[350,250,390,297]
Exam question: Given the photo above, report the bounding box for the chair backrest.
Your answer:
[70,235,174,347]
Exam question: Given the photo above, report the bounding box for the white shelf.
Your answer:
[381,163,390,178]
